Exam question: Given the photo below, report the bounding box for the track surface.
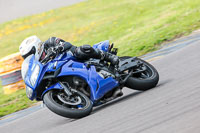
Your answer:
[0,0,84,23]
[1,30,200,132]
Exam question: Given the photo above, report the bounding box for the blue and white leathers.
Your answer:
[23,40,119,104]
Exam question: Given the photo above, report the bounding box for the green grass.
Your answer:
[1,0,200,117]
[0,83,37,117]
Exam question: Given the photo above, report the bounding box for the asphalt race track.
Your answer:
[0,29,200,132]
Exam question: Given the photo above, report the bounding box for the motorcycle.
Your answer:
[21,40,159,119]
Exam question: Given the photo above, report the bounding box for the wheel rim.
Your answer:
[50,90,87,109]
[57,93,82,106]
[132,61,154,79]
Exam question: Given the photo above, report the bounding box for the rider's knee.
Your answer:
[74,45,96,60]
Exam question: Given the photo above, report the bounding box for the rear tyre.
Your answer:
[43,89,93,119]
[120,56,159,91]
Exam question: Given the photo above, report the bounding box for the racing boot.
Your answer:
[98,50,119,65]
[104,52,119,65]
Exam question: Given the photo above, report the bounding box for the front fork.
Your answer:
[59,81,72,96]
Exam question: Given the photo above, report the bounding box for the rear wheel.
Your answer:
[43,89,93,119]
[120,56,159,91]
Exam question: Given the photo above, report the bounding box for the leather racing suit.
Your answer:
[40,37,119,65]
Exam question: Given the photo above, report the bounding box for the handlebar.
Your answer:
[41,47,58,64]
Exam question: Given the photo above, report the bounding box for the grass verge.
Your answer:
[0,84,37,117]
[1,0,200,117]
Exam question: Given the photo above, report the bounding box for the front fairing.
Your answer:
[44,51,75,72]
[23,52,74,100]
[23,55,43,100]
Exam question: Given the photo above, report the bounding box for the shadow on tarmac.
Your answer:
[92,91,142,114]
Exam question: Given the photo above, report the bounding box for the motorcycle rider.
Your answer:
[19,35,119,65]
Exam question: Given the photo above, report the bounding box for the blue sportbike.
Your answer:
[22,41,159,118]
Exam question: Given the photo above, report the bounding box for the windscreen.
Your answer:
[21,55,33,80]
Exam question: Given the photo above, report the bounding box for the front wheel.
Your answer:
[43,89,93,119]
[120,56,159,91]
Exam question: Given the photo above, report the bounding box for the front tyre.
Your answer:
[43,89,93,119]
[120,56,159,91]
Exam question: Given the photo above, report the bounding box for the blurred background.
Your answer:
[0,0,200,117]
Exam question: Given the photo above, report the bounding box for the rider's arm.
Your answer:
[44,37,76,52]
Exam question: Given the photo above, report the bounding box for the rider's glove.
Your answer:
[54,43,65,53]
[47,47,57,59]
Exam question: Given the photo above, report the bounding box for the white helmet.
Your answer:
[19,35,43,60]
